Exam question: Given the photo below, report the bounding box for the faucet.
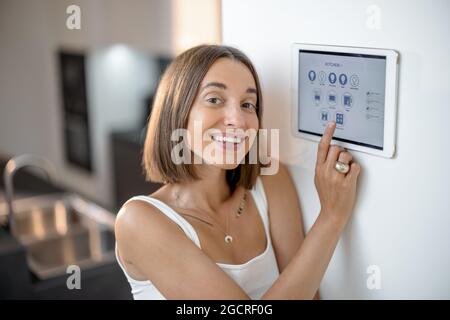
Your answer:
[3,154,58,235]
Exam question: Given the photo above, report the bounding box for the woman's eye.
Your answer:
[242,102,256,111]
[206,97,222,104]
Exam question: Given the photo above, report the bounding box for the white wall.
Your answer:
[0,0,171,208]
[222,0,450,299]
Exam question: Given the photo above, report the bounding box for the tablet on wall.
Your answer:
[291,43,399,158]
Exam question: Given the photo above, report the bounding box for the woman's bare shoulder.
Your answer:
[116,192,176,237]
[114,193,185,260]
[116,185,173,227]
[114,191,249,299]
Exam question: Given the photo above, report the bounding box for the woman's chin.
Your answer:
[202,152,247,169]
[218,163,241,170]
[201,158,242,170]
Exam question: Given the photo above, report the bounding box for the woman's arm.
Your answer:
[261,210,346,299]
[261,162,321,299]
[262,163,304,273]
[115,122,360,299]
[260,121,360,299]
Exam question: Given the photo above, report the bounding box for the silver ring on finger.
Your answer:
[335,161,350,174]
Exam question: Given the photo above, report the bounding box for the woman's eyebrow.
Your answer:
[201,82,226,91]
[246,87,257,95]
[201,82,257,95]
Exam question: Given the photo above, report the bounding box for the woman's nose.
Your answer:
[223,102,245,128]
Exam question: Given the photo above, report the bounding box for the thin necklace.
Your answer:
[173,191,247,244]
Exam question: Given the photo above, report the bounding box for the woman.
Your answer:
[115,45,361,300]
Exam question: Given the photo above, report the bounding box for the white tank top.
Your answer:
[115,177,280,299]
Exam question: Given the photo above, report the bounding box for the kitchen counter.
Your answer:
[0,156,131,299]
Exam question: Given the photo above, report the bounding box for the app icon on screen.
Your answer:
[339,73,348,86]
[342,93,353,108]
[328,72,337,84]
[327,90,337,106]
[336,112,344,125]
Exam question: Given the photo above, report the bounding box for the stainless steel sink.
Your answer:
[2,154,118,281]
[27,223,115,280]
[2,192,116,280]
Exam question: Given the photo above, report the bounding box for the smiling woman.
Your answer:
[142,45,265,188]
[114,44,361,300]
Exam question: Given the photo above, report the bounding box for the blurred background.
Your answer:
[1,0,449,300]
[0,0,221,299]
[0,0,222,210]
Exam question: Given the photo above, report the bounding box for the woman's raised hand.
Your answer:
[314,121,361,227]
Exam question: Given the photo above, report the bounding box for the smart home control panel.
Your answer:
[291,43,399,158]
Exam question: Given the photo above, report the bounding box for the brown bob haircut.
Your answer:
[142,44,265,192]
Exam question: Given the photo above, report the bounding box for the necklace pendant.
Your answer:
[224,235,233,243]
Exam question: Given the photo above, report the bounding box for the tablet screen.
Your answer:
[297,50,386,150]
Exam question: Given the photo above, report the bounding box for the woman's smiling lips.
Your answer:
[210,133,248,151]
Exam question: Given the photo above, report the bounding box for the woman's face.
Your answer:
[186,58,259,170]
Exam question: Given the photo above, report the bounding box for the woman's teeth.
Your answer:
[211,135,243,143]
